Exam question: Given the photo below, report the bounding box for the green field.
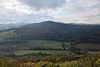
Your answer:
[0,32,71,56]
[15,50,70,56]
[0,30,17,42]
[21,40,71,49]
[14,40,71,56]
[1,30,99,56]
[0,30,71,49]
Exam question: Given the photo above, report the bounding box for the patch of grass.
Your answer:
[24,40,71,49]
[15,50,70,56]
[0,30,17,42]
[88,51,100,55]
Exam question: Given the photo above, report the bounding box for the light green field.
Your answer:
[14,40,71,56]
[0,30,16,38]
[21,40,71,49]
[88,51,100,55]
[15,50,70,56]
[0,30,71,56]
[0,30,17,42]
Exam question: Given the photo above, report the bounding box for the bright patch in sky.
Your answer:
[59,11,76,17]
[0,0,100,24]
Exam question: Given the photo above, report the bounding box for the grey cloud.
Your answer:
[60,0,100,24]
[68,0,100,12]
[18,0,66,10]
[0,0,99,24]
[0,12,53,24]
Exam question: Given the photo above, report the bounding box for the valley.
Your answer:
[0,21,100,67]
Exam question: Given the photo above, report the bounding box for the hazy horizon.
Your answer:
[0,0,100,24]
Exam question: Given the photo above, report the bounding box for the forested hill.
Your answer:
[15,21,100,43]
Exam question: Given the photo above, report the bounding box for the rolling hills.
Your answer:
[0,21,100,55]
[0,21,100,46]
[15,21,100,43]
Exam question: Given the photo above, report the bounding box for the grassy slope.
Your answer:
[15,50,70,56]
[0,30,70,48]
[15,40,71,56]
[0,30,99,56]
[0,30,71,56]
[21,40,70,49]
[0,30,17,42]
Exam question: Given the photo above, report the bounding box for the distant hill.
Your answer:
[0,23,28,31]
[14,21,100,43]
[0,21,100,51]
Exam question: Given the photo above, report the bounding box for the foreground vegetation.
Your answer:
[0,54,100,67]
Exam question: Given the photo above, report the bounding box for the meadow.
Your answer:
[0,29,100,67]
[15,50,70,56]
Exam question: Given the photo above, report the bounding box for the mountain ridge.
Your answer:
[13,21,100,43]
[0,21,100,44]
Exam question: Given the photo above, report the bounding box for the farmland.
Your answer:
[0,30,100,56]
[0,39,71,56]
[0,21,100,67]
[15,50,70,56]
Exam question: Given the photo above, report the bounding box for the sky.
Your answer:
[0,0,100,24]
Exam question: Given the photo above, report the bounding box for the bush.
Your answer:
[0,55,100,67]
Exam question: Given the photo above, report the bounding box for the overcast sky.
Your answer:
[0,0,100,24]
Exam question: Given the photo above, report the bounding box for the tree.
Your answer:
[62,42,66,51]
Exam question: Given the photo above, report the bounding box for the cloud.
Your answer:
[18,0,66,10]
[0,0,99,24]
[50,0,100,24]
